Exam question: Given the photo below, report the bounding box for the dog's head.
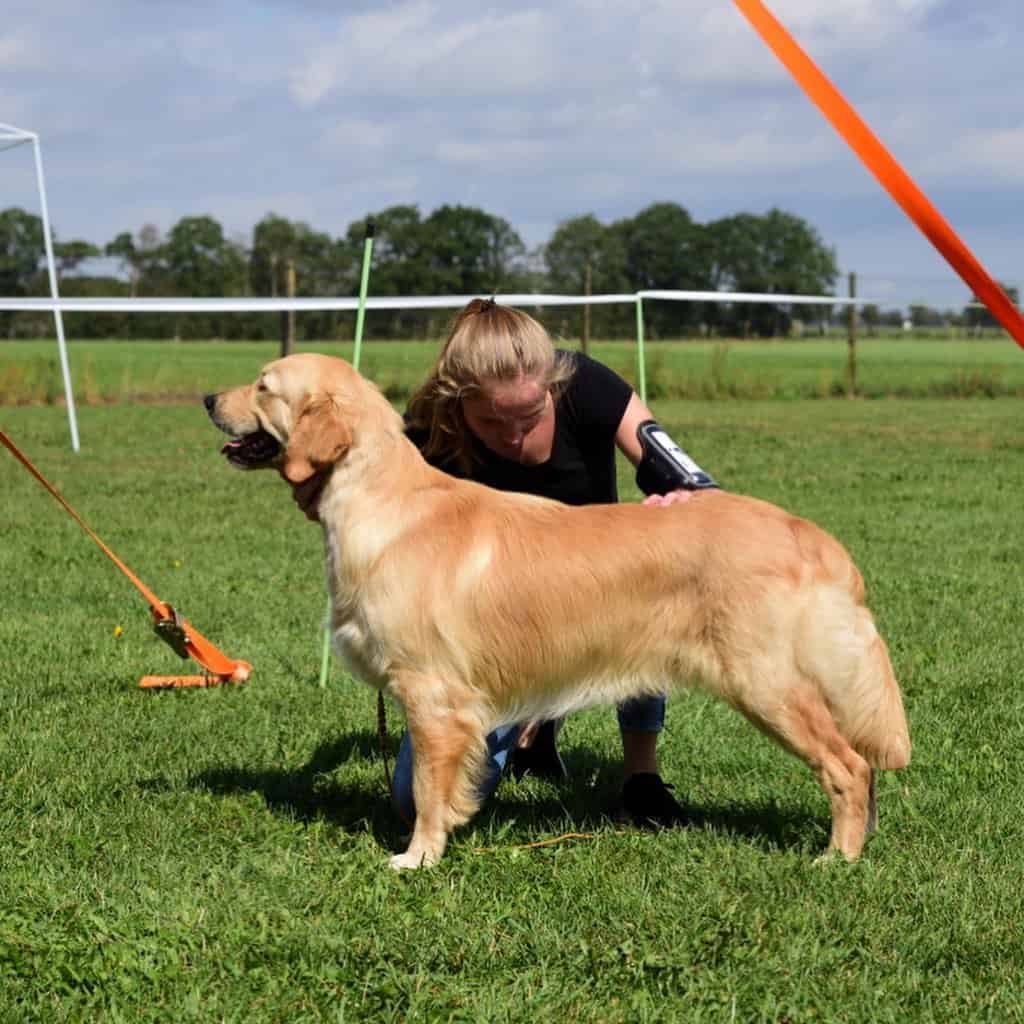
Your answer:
[205,353,366,485]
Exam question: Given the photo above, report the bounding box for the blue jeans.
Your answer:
[391,696,666,822]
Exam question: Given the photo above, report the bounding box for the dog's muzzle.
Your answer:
[219,430,282,469]
[204,393,283,469]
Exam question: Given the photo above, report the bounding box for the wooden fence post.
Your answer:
[280,260,296,357]
[846,271,857,397]
[581,262,591,355]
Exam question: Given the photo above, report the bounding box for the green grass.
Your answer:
[3,335,1024,405]
[2,388,1024,1019]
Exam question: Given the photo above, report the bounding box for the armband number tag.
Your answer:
[650,429,704,476]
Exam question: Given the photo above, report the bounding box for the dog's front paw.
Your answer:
[390,848,444,870]
[389,826,447,870]
[813,848,858,867]
[389,850,425,870]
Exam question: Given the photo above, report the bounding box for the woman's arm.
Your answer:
[613,393,715,506]
[614,392,658,467]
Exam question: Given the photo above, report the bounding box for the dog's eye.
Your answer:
[257,382,268,392]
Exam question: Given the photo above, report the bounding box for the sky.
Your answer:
[2,0,1023,313]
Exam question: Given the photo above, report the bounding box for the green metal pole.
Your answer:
[319,219,375,687]
[351,220,375,372]
[635,296,647,404]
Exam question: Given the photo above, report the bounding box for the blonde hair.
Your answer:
[406,298,575,471]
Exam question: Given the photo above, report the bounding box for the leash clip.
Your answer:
[153,605,190,660]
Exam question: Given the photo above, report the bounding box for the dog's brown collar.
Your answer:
[287,468,331,522]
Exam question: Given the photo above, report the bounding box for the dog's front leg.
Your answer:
[389,678,488,870]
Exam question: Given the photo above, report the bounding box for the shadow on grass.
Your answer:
[184,734,823,859]
[555,746,823,855]
[189,730,404,851]
[685,801,822,853]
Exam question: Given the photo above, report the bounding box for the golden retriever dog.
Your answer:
[206,353,910,869]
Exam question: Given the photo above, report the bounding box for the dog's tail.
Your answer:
[796,585,911,771]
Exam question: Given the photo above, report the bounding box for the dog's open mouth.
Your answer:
[220,429,282,469]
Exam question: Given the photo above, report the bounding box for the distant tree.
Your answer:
[0,207,44,295]
[105,231,140,295]
[250,214,298,297]
[544,214,626,294]
[60,274,132,338]
[163,216,246,298]
[860,303,881,336]
[159,216,246,338]
[544,214,630,338]
[135,224,167,294]
[610,202,709,336]
[423,205,527,296]
[340,204,528,337]
[705,213,760,291]
[249,213,346,340]
[757,208,837,298]
[53,239,100,277]
[964,283,1019,334]
[704,209,837,336]
[346,206,429,296]
[909,304,942,328]
[614,202,707,290]
[0,207,46,336]
[341,206,435,337]
[105,224,168,297]
[295,227,348,298]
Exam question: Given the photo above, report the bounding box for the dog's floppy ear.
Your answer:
[281,396,353,484]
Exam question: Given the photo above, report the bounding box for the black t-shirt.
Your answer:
[405,351,633,506]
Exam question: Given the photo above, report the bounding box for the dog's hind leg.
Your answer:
[740,680,873,862]
[388,675,488,870]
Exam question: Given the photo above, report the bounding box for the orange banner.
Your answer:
[733,0,1024,348]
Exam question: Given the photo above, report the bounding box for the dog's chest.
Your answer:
[321,533,389,686]
[328,607,391,688]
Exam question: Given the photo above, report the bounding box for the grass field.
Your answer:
[2,335,1024,405]
[2,344,1024,1021]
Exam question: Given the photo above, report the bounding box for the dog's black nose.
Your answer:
[203,393,217,412]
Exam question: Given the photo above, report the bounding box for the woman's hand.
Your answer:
[516,719,542,749]
[642,489,694,508]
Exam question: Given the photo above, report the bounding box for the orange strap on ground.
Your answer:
[1,426,251,686]
[733,0,1024,350]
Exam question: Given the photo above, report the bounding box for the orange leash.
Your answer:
[1,426,251,688]
[733,0,1024,350]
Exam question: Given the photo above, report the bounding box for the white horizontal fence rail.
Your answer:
[638,289,860,306]
[0,290,864,314]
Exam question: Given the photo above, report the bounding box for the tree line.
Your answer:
[0,202,1003,341]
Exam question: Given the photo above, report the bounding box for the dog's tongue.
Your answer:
[218,430,282,467]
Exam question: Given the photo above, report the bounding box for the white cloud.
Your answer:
[289,2,561,105]
[206,190,319,237]
[319,117,400,154]
[435,137,550,168]
[0,28,44,72]
[930,124,1024,185]
[660,127,840,174]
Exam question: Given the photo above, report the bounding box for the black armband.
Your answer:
[635,420,720,495]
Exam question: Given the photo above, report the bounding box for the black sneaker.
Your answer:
[509,720,568,781]
[619,772,691,829]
